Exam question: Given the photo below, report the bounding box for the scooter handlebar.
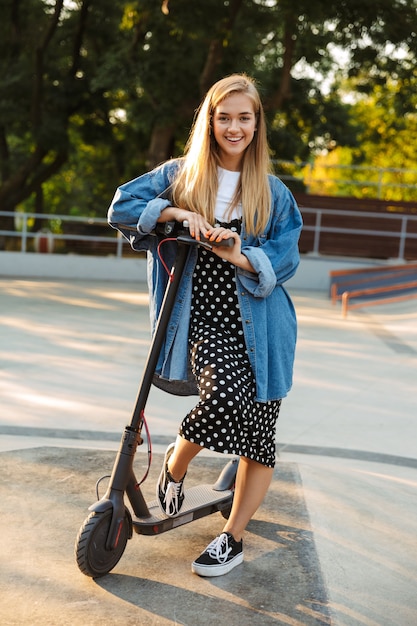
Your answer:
[118,220,235,248]
[180,220,234,249]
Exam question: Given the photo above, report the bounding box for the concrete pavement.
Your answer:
[0,277,416,625]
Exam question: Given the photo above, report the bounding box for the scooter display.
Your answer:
[75,222,239,578]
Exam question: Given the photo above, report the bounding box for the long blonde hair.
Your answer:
[171,74,272,235]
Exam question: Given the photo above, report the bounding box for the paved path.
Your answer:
[1,278,416,625]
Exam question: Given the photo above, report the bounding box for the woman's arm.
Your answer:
[236,179,303,298]
[107,161,181,244]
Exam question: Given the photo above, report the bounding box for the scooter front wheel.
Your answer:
[75,509,130,577]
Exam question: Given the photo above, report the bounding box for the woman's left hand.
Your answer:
[205,227,255,273]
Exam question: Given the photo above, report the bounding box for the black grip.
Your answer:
[177,234,234,249]
[180,220,234,248]
[201,234,235,248]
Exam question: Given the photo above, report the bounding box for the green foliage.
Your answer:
[1,0,416,223]
[310,47,417,200]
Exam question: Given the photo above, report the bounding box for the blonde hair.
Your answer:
[171,74,272,235]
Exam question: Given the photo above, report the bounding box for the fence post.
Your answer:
[312,210,322,255]
[21,214,28,252]
[377,168,383,199]
[342,292,349,318]
[398,217,407,261]
[116,231,124,258]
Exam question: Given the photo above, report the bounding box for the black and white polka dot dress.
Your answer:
[179,220,281,468]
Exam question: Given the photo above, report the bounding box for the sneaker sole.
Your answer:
[191,552,243,577]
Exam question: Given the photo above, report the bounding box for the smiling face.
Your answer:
[212,92,257,171]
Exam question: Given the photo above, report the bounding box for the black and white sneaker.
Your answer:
[191,532,243,577]
[157,443,186,517]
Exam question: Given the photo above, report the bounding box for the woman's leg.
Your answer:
[167,434,202,482]
[190,456,273,576]
[222,456,274,541]
[157,435,202,516]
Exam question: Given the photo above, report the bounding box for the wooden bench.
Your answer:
[329,263,417,317]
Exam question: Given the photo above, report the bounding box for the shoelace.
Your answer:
[164,480,182,514]
[206,533,232,564]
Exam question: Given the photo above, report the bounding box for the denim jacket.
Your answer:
[108,159,302,402]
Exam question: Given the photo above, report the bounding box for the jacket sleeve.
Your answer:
[238,177,303,298]
[107,160,179,250]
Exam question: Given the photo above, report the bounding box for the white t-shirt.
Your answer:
[215,167,242,223]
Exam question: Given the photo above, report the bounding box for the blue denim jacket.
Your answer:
[108,159,302,401]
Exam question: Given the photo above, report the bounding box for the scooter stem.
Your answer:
[91,238,192,541]
[131,239,191,430]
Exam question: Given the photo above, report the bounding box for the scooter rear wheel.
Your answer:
[75,509,129,578]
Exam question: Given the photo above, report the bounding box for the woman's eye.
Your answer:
[215,115,252,123]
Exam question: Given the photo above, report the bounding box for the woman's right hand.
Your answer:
[157,207,212,241]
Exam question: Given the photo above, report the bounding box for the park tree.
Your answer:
[0,0,132,229]
[304,11,417,200]
[307,72,417,200]
[0,0,416,230]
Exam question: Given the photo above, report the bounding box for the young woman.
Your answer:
[108,74,302,577]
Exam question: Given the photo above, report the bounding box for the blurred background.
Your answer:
[0,0,416,260]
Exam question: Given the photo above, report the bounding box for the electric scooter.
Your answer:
[75,222,239,578]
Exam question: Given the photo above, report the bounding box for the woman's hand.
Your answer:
[158,207,212,240]
[205,226,256,273]
[158,210,256,273]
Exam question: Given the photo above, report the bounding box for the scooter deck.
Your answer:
[131,484,233,535]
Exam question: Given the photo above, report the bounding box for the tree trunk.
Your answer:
[0,148,67,214]
[199,39,224,97]
[32,185,44,232]
[199,0,244,96]
[267,13,297,111]
[147,124,176,169]
[0,0,88,223]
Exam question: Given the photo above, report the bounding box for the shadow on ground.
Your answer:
[0,447,331,625]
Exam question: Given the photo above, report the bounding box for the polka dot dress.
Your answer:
[179,220,281,468]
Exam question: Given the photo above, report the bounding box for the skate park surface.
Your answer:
[0,275,416,626]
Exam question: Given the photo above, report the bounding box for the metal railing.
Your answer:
[301,206,417,261]
[1,208,417,261]
[0,211,129,257]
